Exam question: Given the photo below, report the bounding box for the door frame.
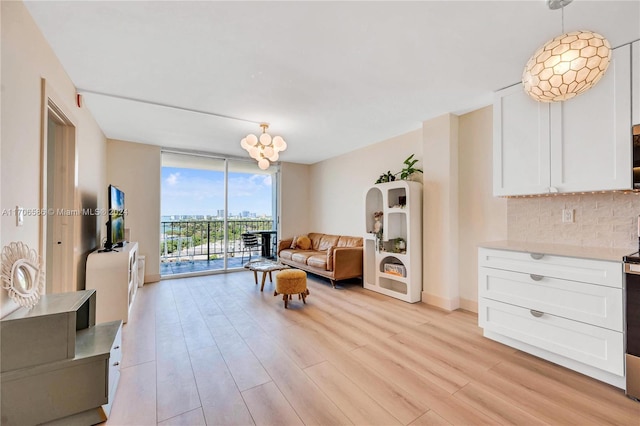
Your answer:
[40,78,78,293]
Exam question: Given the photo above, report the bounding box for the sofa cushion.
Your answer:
[291,251,323,264]
[279,249,295,260]
[290,235,308,249]
[307,254,328,270]
[295,235,312,250]
[337,236,363,247]
[318,234,340,251]
[308,233,324,250]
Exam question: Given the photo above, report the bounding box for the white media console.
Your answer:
[86,241,139,324]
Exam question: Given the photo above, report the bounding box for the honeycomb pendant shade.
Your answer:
[522,30,611,102]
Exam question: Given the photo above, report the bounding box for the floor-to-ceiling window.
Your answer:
[160,151,278,277]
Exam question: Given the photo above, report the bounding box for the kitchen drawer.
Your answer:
[479,298,624,376]
[479,267,623,331]
[479,248,622,288]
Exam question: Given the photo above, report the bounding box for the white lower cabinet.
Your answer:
[478,247,625,388]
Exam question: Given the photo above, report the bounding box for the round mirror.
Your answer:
[1,242,45,309]
[14,265,32,293]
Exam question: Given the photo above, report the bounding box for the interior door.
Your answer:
[45,103,76,294]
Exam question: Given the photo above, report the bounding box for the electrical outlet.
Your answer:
[562,208,574,223]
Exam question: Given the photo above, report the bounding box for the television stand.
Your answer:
[86,241,139,324]
[98,247,118,253]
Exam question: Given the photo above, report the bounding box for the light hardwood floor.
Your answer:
[105,271,640,425]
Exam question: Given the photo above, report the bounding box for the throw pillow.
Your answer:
[290,235,299,249]
[296,235,312,250]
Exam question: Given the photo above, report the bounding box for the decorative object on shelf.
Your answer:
[393,238,406,253]
[375,171,396,184]
[384,263,406,277]
[522,0,611,103]
[1,241,45,309]
[374,154,423,184]
[373,211,384,251]
[397,154,423,180]
[240,123,287,170]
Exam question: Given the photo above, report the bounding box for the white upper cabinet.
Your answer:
[633,41,640,125]
[493,84,551,196]
[550,44,631,192]
[494,44,632,196]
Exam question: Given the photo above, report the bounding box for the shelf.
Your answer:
[379,271,407,282]
[363,180,422,303]
[379,276,408,294]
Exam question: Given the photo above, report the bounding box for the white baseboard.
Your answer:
[145,274,161,283]
[459,298,478,313]
[421,291,460,311]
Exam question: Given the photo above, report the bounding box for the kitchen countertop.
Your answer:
[478,240,632,263]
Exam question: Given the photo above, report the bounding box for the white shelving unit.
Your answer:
[86,241,139,324]
[363,181,422,302]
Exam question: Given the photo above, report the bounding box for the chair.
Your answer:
[241,233,261,263]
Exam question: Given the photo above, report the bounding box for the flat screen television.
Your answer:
[104,184,125,251]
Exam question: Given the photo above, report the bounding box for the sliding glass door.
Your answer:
[160,152,278,277]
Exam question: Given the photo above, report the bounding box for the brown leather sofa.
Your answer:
[277,232,363,287]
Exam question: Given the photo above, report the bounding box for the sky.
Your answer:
[161,167,273,217]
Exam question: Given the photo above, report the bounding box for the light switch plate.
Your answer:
[562,209,574,223]
[16,206,24,226]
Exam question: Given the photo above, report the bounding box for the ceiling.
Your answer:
[24,1,640,164]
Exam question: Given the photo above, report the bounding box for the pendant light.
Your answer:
[522,0,611,102]
[240,123,287,170]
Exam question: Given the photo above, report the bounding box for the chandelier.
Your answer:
[522,0,611,102]
[240,123,287,170]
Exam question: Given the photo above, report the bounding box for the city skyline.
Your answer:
[161,167,273,217]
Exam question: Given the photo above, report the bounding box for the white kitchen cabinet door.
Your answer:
[633,41,640,125]
[493,84,551,196]
[550,44,632,192]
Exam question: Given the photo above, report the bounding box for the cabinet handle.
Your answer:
[529,274,544,281]
[530,253,544,260]
[530,310,544,318]
[113,345,120,350]
[113,361,120,366]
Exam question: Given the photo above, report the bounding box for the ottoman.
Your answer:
[274,269,309,308]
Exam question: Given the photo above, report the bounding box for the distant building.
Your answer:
[216,209,225,218]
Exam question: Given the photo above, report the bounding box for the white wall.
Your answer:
[1,1,106,316]
[308,130,423,236]
[279,162,311,239]
[458,106,507,311]
[304,109,500,312]
[107,139,161,283]
[422,114,460,310]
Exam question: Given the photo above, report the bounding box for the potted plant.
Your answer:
[397,154,423,180]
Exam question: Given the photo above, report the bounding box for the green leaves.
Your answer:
[374,154,423,184]
[398,154,423,180]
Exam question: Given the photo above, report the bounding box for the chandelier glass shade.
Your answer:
[522,30,611,102]
[240,123,287,170]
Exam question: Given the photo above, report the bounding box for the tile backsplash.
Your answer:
[507,192,640,250]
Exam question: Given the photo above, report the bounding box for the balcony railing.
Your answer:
[160,219,274,264]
